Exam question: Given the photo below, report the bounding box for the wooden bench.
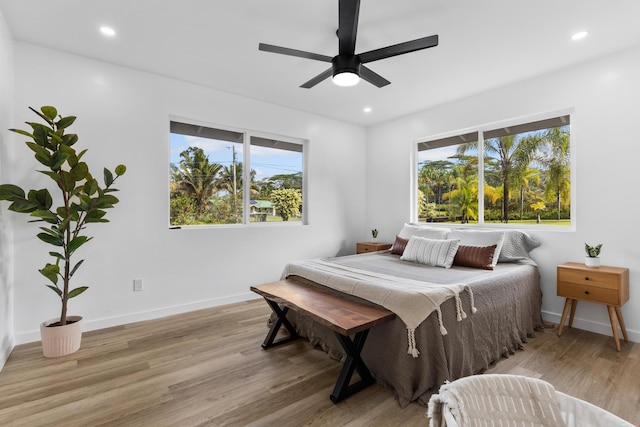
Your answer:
[250,278,395,403]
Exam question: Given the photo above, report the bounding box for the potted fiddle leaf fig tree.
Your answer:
[0,106,126,357]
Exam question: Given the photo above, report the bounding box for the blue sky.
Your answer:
[170,133,302,181]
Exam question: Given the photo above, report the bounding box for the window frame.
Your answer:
[412,109,575,231]
[169,116,308,228]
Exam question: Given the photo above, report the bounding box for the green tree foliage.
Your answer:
[418,125,570,224]
[171,147,222,217]
[256,172,302,200]
[271,188,302,221]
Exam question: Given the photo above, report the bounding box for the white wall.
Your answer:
[10,43,367,344]
[366,45,640,343]
[0,8,14,369]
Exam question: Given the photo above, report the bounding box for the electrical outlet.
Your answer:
[133,278,143,292]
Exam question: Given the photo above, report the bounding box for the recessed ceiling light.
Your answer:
[100,26,116,37]
[363,107,372,113]
[571,31,588,41]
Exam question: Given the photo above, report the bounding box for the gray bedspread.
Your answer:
[281,251,543,407]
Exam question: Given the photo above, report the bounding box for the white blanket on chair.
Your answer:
[428,375,566,427]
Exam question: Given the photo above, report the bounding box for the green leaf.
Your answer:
[63,134,79,147]
[59,171,76,192]
[115,164,127,176]
[70,259,84,277]
[33,125,50,147]
[68,286,88,299]
[68,235,92,254]
[78,194,92,210]
[46,285,63,297]
[50,151,70,171]
[38,170,62,184]
[84,178,98,196]
[0,184,25,201]
[84,209,108,223]
[26,142,52,166]
[104,168,114,187]
[93,194,119,209]
[28,107,53,126]
[8,198,39,213]
[40,106,58,121]
[9,128,35,139]
[39,263,60,285]
[49,251,65,260]
[70,162,89,181]
[27,188,53,209]
[37,232,63,246]
[56,115,76,130]
[31,209,58,224]
[48,131,63,144]
[39,226,63,238]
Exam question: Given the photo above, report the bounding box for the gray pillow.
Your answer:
[498,230,541,263]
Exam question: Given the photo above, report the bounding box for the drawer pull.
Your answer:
[584,277,590,280]
[584,290,590,295]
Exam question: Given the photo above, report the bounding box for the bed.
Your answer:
[275,226,544,407]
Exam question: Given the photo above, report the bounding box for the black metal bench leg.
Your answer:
[330,330,375,403]
[261,298,300,349]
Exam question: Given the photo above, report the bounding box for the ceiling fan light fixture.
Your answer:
[331,54,361,87]
[333,71,360,87]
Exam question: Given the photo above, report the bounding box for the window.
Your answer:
[416,114,571,226]
[170,121,305,226]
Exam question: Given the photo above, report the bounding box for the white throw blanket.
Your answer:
[282,258,477,357]
[427,375,566,427]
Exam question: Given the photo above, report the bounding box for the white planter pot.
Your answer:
[40,315,83,358]
[584,257,600,268]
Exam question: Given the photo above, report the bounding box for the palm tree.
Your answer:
[511,166,541,220]
[540,127,570,220]
[458,134,539,223]
[418,160,454,204]
[218,162,260,222]
[443,170,478,223]
[171,147,222,217]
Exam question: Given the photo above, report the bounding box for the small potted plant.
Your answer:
[0,106,126,357]
[371,228,379,242]
[584,243,602,268]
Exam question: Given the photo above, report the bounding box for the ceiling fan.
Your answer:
[258,0,438,88]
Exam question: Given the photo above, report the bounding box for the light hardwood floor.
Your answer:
[1,299,638,426]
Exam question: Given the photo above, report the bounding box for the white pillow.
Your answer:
[397,223,450,240]
[447,230,505,267]
[401,236,460,268]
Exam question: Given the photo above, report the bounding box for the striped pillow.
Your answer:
[401,237,460,268]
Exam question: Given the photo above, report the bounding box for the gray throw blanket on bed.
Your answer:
[282,258,477,357]
[428,375,566,427]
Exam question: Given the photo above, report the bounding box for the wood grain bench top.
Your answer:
[251,279,395,336]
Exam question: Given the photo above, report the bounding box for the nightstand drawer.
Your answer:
[557,268,619,290]
[557,281,620,305]
[356,242,392,254]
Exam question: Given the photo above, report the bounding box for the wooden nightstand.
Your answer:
[557,262,629,351]
[356,242,392,254]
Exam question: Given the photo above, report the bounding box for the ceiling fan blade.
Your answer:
[300,68,333,88]
[359,66,391,88]
[359,35,439,63]
[259,43,333,62]
[338,0,360,55]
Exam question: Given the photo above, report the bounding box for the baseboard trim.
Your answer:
[14,292,261,345]
[0,336,15,372]
[541,310,640,343]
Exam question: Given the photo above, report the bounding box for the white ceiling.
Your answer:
[2,0,640,126]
